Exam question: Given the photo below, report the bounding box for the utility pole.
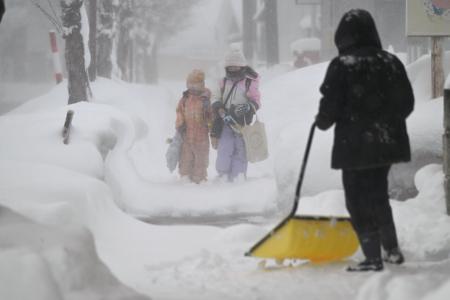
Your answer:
[444,80,450,216]
[242,0,257,62]
[431,37,444,99]
[264,0,279,66]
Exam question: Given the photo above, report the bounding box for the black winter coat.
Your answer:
[316,9,414,170]
[0,0,4,23]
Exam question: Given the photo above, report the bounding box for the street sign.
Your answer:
[407,0,450,36]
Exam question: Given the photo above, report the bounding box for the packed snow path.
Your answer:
[96,79,279,222]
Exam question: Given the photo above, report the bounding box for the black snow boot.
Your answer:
[383,248,405,265]
[347,232,384,272]
[347,258,383,272]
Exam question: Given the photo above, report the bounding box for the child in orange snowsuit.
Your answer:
[175,69,212,183]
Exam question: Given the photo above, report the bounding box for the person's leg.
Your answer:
[178,142,194,180]
[343,169,383,271]
[191,140,209,184]
[371,166,404,264]
[216,126,235,178]
[229,134,247,181]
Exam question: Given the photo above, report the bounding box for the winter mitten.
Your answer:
[222,115,234,125]
[234,103,251,117]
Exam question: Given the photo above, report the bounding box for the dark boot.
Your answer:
[347,258,383,272]
[348,232,384,272]
[383,247,405,265]
[379,224,404,264]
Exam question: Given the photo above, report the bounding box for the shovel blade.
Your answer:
[247,216,359,263]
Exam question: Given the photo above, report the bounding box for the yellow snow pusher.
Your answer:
[245,123,359,263]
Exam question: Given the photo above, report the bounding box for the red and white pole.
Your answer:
[49,31,63,84]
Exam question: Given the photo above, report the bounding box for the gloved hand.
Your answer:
[234,103,251,117]
[222,114,234,126]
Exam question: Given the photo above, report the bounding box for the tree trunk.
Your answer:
[242,0,257,62]
[61,0,89,104]
[116,1,133,81]
[264,0,279,66]
[143,39,159,84]
[87,0,97,81]
[97,0,114,78]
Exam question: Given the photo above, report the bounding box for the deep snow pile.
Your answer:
[0,205,148,300]
[0,80,221,298]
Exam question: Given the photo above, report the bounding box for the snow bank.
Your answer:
[296,190,348,217]
[0,205,148,300]
[0,79,226,298]
[290,37,321,54]
[353,164,450,300]
[395,164,450,260]
[0,139,220,298]
[406,51,450,101]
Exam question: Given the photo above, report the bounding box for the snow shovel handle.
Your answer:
[290,122,316,216]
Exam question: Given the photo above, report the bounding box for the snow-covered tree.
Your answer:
[114,0,200,83]
[96,0,115,78]
[61,0,89,104]
[116,0,134,81]
[87,0,97,81]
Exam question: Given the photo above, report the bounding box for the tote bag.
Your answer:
[240,114,269,163]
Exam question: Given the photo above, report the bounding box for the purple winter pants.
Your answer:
[216,125,247,181]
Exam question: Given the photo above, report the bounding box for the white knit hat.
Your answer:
[224,45,247,67]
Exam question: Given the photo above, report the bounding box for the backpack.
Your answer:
[180,90,210,129]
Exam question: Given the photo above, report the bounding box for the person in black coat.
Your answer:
[315,9,414,272]
[0,0,4,23]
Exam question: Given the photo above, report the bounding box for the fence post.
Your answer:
[49,31,63,84]
[62,110,74,145]
[432,37,444,99]
[444,85,450,215]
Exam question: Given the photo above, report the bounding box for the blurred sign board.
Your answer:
[295,0,321,5]
[407,0,450,36]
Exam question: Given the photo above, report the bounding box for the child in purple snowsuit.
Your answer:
[211,47,261,181]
